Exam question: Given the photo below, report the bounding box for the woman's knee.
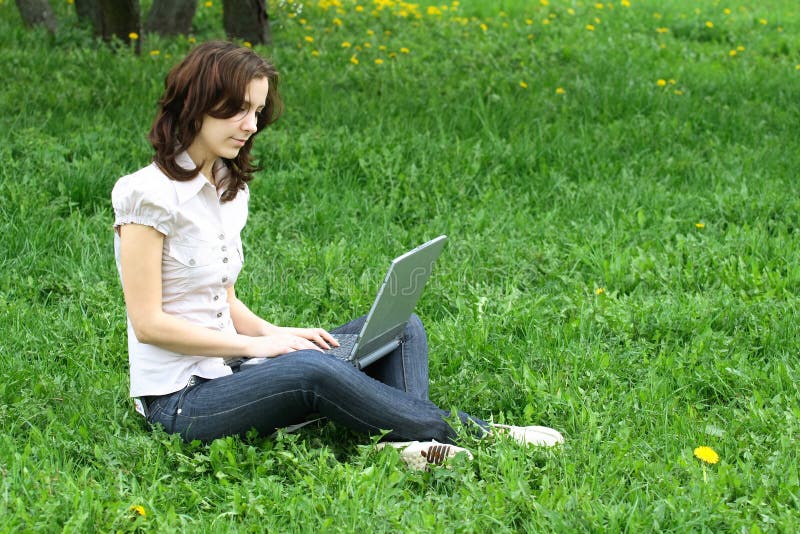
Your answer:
[287,350,354,384]
[406,313,425,335]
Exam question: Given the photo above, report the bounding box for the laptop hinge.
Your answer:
[356,340,401,369]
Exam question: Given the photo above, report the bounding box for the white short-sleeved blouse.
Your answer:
[112,152,249,397]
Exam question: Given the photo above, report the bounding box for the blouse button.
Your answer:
[216,312,223,318]
[218,233,225,240]
[222,276,228,283]
[222,257,229,263]
[213,295,219,301]
[189,259,196,266]
[221,245,227,252]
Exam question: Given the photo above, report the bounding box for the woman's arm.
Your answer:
[118,223,323,357]
[228,286,339,350]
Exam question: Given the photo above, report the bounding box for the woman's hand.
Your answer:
[280,327,340,351]
[243,328,339,358]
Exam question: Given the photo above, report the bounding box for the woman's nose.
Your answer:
[242,112,258,132]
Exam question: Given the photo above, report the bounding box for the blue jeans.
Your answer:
[145,314,487,443]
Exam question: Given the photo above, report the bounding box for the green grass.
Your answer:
[2,0,800,531]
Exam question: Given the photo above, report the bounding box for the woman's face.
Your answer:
[187,76,270,172]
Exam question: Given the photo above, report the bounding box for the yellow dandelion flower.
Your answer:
[653,12,662,19]
[694,446,719,464]
[355,5,364,12]
[375,58,384,65]
[595,17,601,24]
[188,36,196,43]
[595,287,605,295]
[729,49,737,56]
[656,27,669,34]
[540,0,549,5]
[128,32,139,40]
[299,18,307,25]
[526,19,533,25]
[311,50,320,57]
[341,41,351,48]
[400,47,410,54]
[585,24,595,31]
[389,52,397,58]
[737,45,745,52]
[304,35,314,43]
[528,34,535,40]
[364,42,371,48]
[204,1,212,7]
[542,19,550,25]
[674,89,684,95]
[723,8,731,15]
[621,0,631,7]
[695,222,705,229]
[150,50,160,56]
[67,0,74,4]
[759,18,767,25]
[594,3,604,9]
[379,45,387,51]
[367,29,375,36]
[669,79,676,85]
[243,41,252,48]
[556,87,565,94]
[705,21,714,28]
[350,55,359,65]
[427,6,442,15]
[567,8,575,15]
[333,17,342,26]
[657,79,667,87]
[130,505,147,517]
[796,64,800,70]
[480,23,488,31]
[519,81,528,89]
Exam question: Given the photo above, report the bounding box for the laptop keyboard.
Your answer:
[324,334,358,361]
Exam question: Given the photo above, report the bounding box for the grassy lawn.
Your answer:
[1,0,799,531]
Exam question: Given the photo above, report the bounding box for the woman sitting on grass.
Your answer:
[111,41,563,470]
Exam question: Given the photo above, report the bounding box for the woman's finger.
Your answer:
[317,329,339,347]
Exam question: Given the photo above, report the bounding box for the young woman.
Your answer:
[112,41,563,470]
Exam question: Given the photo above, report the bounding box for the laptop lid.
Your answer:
[353,235,447,359]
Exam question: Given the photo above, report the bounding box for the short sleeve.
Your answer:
[111,172,175,236]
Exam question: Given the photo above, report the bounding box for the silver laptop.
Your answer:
[237,235,446,369]
[324,235,447,369]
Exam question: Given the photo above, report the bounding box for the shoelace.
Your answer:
[421,444,452,465]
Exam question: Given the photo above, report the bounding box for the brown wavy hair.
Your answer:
[148,41,282,202]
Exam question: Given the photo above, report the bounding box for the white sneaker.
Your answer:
[491,424,564,447]
[377,440,474,471]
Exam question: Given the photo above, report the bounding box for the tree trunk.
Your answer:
[74,0,102,31]
[74,0,141,52]
[145,0,197,37]
[97,0,140,41]
[15,0,57,33]
[222,0,271,45]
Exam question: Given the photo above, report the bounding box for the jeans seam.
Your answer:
[400,340,409,393]
[174,388,386,433]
